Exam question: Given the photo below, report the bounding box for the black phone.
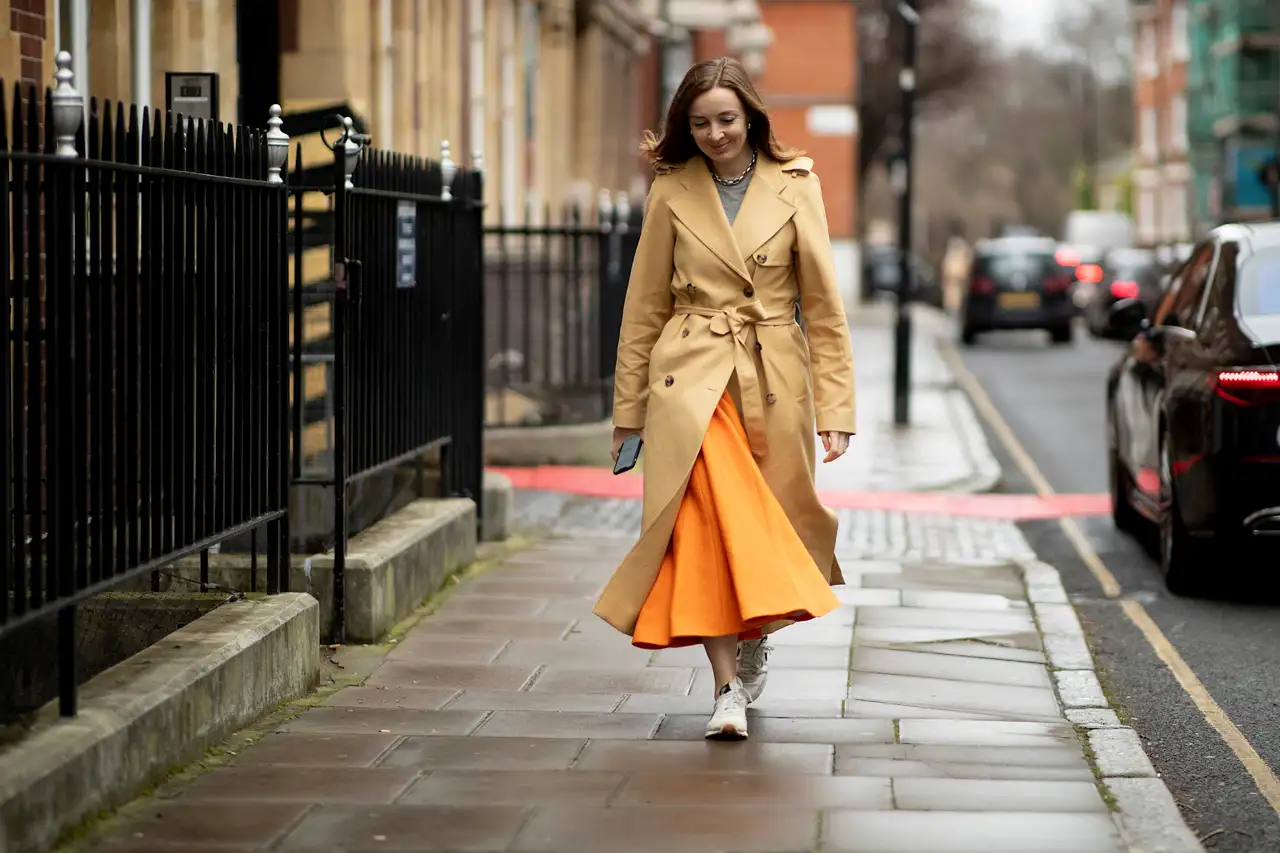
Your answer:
[613,434,643,475]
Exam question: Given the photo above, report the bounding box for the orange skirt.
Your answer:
[631,390,840,650]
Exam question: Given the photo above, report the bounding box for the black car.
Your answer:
[860,246,943,308]
[1106,223,1280,593]
[960,237,1075,345]
[1083,248,1163,338]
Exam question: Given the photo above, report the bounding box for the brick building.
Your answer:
[1132,0,1193,246]
[2,0,54,94]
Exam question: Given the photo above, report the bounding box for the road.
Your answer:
[957,324,1280,853]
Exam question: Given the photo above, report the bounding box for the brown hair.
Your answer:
[640,57,802,172]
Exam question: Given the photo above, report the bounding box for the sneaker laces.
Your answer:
[716,681,748,712]
[737,639,770,679]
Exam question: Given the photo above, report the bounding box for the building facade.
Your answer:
[1132,0,1193,246]
[1187,0,1280,229]
[2,1,682,226]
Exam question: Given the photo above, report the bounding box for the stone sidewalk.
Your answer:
[822,302,998,495]
[77,513,1201,853]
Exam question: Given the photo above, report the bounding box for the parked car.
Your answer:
[959,236,1075,345]
[1083,248,1163,338]
[1106,222,1280,593]
[860,245,943,308]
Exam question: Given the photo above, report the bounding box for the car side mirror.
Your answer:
[1108,298,1149,339]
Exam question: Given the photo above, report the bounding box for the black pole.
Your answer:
[893,0,918,427]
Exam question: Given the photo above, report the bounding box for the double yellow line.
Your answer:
[940,342,1280,817]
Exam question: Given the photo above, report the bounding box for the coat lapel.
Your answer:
[732,157,798,264]
[668,158,752,285]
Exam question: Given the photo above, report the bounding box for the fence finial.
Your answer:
[616,191,632,231]
[441,140,456,201]
[472,148,484,174]
[266,105,289,185]
[341,116,364,190]
[598,189,614,230]
[51,51,83,159]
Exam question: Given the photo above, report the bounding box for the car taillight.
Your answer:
[971,276,995,295]
[1215,369,1280,406]
[1043,274,1071,293]
[1076,264,1103,284]
[1055,248,1080,268]
[1110,280,1140,299]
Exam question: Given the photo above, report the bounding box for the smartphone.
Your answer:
[613,434,643,475]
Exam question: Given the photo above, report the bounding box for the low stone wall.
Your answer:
[0,593,319,853]
[484,420,614,467]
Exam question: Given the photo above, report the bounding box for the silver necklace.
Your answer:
[712,148,757,186]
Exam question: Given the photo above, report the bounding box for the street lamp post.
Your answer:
[893,0,919,427]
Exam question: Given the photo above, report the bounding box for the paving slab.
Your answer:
[822,810,1124,852]
[82,514,1192,852]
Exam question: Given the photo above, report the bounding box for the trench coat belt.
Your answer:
[673,302,795,456]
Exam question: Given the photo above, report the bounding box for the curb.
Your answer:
[1017,557,1205,853]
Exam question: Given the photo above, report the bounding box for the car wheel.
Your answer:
[960,327,978,346]
[1158,432,1209,595]
[1049,324,1073,345]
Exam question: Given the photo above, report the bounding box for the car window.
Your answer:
[1238,245,1280,316]
[975,252,1056,278]
[1158,242,1215,328]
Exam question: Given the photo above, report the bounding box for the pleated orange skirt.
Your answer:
[631,390,840,650]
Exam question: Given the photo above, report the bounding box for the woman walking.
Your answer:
[594,57,856,740]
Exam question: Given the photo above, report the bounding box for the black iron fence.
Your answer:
[483,194,642,427]
[294,129,484,643]
[0,65,291,716]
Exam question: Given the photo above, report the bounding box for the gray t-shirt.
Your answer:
[715,169,753,225]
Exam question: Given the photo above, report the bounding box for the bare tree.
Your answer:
[857,0,991,180]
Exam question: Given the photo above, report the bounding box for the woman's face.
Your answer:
[688,86,750,169]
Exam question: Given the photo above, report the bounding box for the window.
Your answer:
[1140,108,1158,157]
[1170,1,1188,63]
[1138,189,1158,244]
[1239,246,1280,316]
[1168,94,1187,152]
[1140,24,1158,78]
[1161,242,1216,328]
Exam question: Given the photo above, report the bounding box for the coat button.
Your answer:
[664,375,674,387]
[743,286,755,297]
[755,341,762,352]
[765,392,777,404]
[686,283,696,291]
[756,253,767,263]
[681,329,690,338]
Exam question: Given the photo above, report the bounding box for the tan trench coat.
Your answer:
[593,154,856,637]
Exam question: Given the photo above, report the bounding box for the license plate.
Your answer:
[999,292,1041,310]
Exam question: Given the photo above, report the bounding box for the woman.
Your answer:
[594,57,856,740]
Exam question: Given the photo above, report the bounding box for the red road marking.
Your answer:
[486,466,1111,521]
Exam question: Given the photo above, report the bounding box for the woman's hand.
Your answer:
[819,431,850,464]
[611,427,644,462]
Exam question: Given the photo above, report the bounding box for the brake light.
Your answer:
[1215,369,1280,406]
[1076,264,1103,284]
[1110,280,1140,299]
[1055,248,1081,267]
[1044,274,1072,293]
[971,276,995,295]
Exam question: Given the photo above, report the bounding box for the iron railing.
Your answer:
[483,194,642,427]
[0,59,291,716]
[293,126,485,643]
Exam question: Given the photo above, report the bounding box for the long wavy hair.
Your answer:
[640,57,802,173]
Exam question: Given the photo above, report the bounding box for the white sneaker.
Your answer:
[705,677,749,740]
[737,638,771,703]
